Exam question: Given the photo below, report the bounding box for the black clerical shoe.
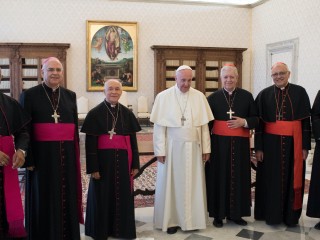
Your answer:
[315,222,320,230]
[167,226,179,234]
[213,218,223,228]
[285,223,297,228]
[227,217,247,226]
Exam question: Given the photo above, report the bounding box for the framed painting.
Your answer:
[87,20,138,91]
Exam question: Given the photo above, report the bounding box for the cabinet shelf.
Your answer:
[0,43,70,100]
[151,45,247,96]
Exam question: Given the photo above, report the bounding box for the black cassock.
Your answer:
[81,100,141,240]
[206,88,258,220]
[254,83,311,225]
[307,90,320,218]
[0,93,30,240]
[21,84,82,240]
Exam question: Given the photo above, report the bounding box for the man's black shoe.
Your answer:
[213,219,223,228]
[285,223,297,228]
[228,217,247,226]
[167,226,178,234]
[315,222,320,230]
[233,218,248,226]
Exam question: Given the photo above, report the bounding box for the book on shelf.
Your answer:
[206,61,219,67]
[166,60,180,67]
[205,81,219,88]
[206,70,219,78]
[0,68,10,77]
[182,60,196,67]
[23,80,39,89]
[0,81,10,89]
[166,81,176,88]
[22,68,38,77]
[0,58,10,65]
[165,70,175,78]
[24,58,38,65]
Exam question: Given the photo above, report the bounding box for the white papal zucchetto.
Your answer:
[176,65,192,72]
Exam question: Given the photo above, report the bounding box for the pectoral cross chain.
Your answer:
[181,115,186,126]
[227,108,235,119]
[51,110,60,124]
[108,128,116,139]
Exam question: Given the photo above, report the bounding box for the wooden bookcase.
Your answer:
[0,43,70,100]
[151,45,247,97]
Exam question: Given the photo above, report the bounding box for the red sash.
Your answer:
[212,120,250,137]
[33,123,84,223]
[0,136,26,237]
[98,134,133,190]
[265,120,303,210]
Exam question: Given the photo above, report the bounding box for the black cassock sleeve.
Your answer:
[312,90,320,141]
[85,134,99,174]
[130,133,140,170]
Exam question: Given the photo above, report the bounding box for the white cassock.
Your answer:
[150,85,214,231]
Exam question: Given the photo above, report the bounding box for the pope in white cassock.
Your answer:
[150,65,214,234]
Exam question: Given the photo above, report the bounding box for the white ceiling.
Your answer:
[116,0,269,7]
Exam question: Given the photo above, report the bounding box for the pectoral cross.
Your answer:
[227,108,235,119]
[181,115,186,126]
[277,114,282,120]
[108,128,116,139]
[51,110,60,124]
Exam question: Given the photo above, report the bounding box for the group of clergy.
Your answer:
[0,59,320,240]
[0,57,141,240]
[150,62,320,235]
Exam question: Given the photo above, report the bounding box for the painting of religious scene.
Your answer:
[87,21,138,91]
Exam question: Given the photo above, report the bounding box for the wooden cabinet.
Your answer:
[151,45,247,96]
[0,43,70,100]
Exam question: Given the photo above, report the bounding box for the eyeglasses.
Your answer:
[271,71,288,78]
[47,68,62,72]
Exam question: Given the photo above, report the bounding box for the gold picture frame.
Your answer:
[86,20,138,91]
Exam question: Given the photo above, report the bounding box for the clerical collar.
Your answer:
[104,99,117,108]
[43,82,60,92]
[223,87,236,95]
[275,82,289,90]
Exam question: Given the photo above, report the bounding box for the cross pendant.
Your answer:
[181,115,186,126]
[51,110,60,124]
[227,108,235,119]
[108,128,116,139]
[277,114,282,120]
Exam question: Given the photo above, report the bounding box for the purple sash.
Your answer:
[0,136,27,237]
[33,123,84,223]
[98,134,133,189]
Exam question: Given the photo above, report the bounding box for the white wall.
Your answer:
[252,0,320,103]
[0,0,251,113]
